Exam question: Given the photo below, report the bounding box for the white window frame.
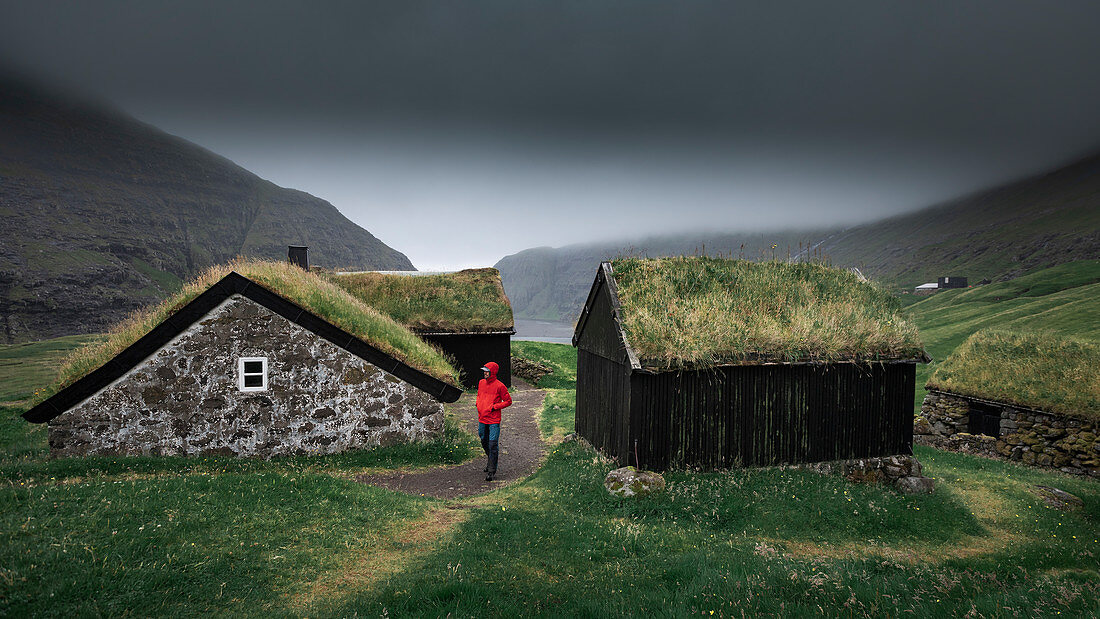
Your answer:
[238,357,268,392]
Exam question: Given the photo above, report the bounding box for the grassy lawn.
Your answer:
[2,341,1098,616]
[0,334,103,404]
[905,260,1100,411]
[511,340,578,390]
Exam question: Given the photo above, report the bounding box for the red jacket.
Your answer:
[476,361,511,424]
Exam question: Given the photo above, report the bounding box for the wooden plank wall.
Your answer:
[576,349,633,462]
[629,363,915,470]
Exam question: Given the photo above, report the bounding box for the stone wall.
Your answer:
[918,391,1099,477]
[49,295,444,458]
[798,454,934,494]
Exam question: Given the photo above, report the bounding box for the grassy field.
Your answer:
[331,268,514,333]
[905,260,1100,411]
[612,257,924,368]
[2,341,1098,616]
[0,334,103,404]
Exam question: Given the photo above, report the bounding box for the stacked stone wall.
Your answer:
[918,391,1099,478]
[48,295,444,459]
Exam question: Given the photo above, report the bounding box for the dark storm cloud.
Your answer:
[2,1,1099,270]
[3,1,1100,142]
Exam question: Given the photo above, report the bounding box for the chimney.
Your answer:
[288,245,308,270]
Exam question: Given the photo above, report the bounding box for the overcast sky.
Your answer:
[2,1,1099,270]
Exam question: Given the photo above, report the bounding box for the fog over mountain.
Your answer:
[2,2,1099,270]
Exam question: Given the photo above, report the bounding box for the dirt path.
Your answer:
[356,379,546,499]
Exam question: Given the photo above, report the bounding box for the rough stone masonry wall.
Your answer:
[917,391,1099,477]
[49,295,444,458]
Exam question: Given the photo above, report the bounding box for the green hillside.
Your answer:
[905,260,1100,410]
[496,151,1100,325]
[0,76,414,344]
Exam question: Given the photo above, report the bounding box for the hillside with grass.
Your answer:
[496,151,1100,324]
[0,76,414,344]
[905,260,1100,410]
[1,340,1097,616]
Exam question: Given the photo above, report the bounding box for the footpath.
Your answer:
[356,379,546,499]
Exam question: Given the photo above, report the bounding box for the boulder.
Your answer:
[895,476,934,494]
[604,466,666,498]
[512,357,553,384]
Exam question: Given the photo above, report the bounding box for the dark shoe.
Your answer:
[485,472,494,481]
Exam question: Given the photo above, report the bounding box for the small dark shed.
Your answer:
[573,259,929,471]
[332,268,515,389]
[937,276,968,288]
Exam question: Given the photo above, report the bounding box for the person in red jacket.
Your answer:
[476,361,511,481]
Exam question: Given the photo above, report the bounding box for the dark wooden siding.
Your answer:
[630,363,916,470]
[574,269,631,366]
[420,333,512,389]
[576,349,633,461]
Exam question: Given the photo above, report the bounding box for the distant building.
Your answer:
[938,276,968,289]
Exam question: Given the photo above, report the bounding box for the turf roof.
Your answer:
[28,259,461,408]
[330,268,514,333]
[926,329,1100,421]
[608,257,926,369]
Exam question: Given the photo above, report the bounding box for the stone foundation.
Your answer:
[918,391,1099,477]
[49,295,445,459]
[798,455,934,494]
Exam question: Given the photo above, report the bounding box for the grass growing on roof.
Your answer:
[29,259,460,407]
[611,257,924,368]
[926,329,1100,421]
[330,268,513,332]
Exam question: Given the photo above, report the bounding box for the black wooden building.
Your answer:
[573,262,927,471]
[417,329,513,389]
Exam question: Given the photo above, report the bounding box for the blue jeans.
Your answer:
[478,422,500,473]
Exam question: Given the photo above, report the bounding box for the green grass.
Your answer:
[29,259,461,408]
[130,257,184,294]
[511,340,577,390]
[0,334,103,403]
[906,260,1100,411]
[2,334,1099,615]
[611,257,925,368]
[315,438,1099,617]
[927,330,1100,420]
[331,268,514,333]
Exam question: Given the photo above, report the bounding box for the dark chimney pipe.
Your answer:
[288,246,308,270]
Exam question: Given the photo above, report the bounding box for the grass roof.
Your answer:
[330,268,514,333]
[610,257,925,369]
[926,329,1100,421]
[29,259,460,407]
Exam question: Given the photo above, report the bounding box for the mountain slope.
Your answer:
[817,152,1100,289]
[904,259,1100,411]
[0,77,413,343]
[497,151,1100,324]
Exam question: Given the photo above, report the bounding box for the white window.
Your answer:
[238,357,268,392]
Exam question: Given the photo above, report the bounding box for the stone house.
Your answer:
[918,391,1099,477]
[22,270,463,458]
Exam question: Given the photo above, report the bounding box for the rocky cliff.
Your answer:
[0,77,413,342]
